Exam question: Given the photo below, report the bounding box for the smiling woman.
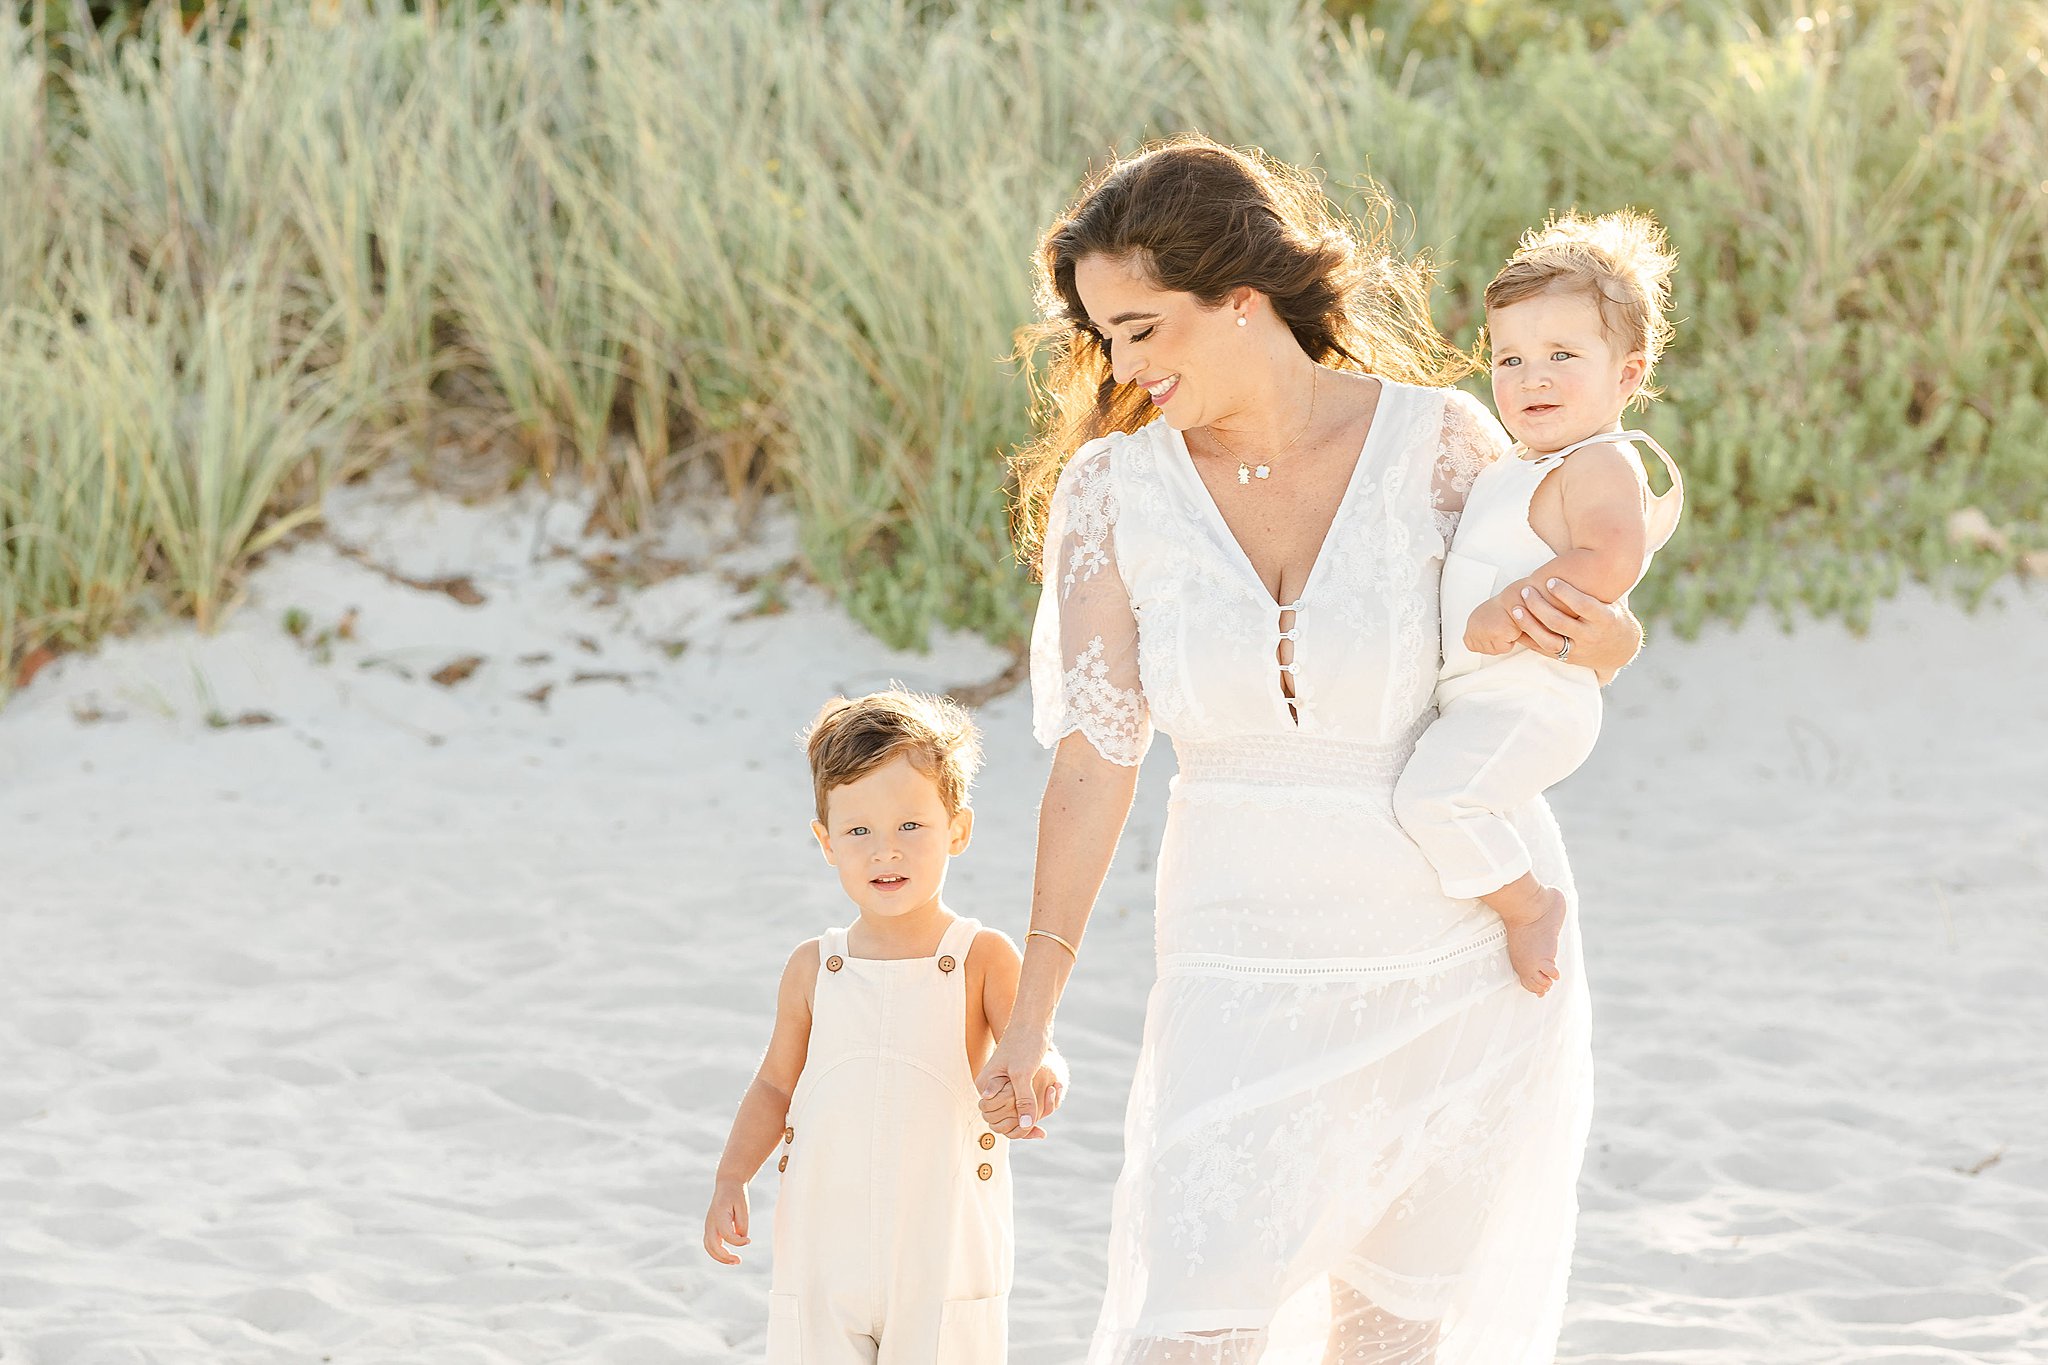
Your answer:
[1011,136,1469,573]
[983,137,1645,1365]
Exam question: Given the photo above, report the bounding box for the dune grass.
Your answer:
[2,0,2043,696]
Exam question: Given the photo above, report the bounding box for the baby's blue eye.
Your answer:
[901,821,922,831]
[848,826,868,836]
[1551,351,1574,362]
[1497,356,1519,367]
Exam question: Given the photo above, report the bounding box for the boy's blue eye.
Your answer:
[1497,356,1519,367]
[1551,351,1574,362]
[848,826,867,836]
[901,821,920,831]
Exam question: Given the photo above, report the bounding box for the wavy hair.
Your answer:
[1009,135,1473,573]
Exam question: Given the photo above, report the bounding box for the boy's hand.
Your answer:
[1464,596,1524,655]
[1030,1050,1069,1128]
[703,1180,751,1265]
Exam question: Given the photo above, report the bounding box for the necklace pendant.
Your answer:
[1236,462,1251,485]
[1254,464,1271,480]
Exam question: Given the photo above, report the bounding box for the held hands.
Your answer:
[703,1179,751,1265]
[975,1030,1066,1140]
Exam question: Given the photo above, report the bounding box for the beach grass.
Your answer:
[2,0,2043,694]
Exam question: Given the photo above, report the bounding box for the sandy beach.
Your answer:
[2,472,2042,1364]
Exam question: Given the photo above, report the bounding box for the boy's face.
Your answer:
[1487,288,1647,454]
[811,754,972,921]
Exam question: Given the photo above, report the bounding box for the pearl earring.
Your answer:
[1236,315,1247,328]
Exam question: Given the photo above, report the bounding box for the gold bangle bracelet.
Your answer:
[1027,928,1079,961]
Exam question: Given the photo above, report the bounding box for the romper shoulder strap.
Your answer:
[818,925,849,973]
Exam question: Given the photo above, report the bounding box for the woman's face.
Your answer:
[1072,252,1247,431]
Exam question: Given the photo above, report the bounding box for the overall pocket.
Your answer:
[1438,549,1506,679]
[936,1293,1009,1362]
[764,1292,802,1363]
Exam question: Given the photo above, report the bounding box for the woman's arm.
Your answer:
[1511,578,1644,683]
[975,929,1069,1140]
[975,733,1139,1134]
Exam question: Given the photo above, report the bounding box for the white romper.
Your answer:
[766,916,1012,1364]
[1395,429,1683,899]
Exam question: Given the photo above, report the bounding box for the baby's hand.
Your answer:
[1464,596,1524,655]
[703,1180,751,1265]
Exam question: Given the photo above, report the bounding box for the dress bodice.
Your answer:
[1030,381,1509,767]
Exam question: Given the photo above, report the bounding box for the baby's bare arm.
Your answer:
[1512,443,1652,609]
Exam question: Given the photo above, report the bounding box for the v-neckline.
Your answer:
[1167,376,1394,611]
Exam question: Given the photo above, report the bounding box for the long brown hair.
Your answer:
[1009,135,1473,574]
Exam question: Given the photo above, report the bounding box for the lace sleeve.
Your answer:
[1432,388,1509,545]
[1028,438,1153,766]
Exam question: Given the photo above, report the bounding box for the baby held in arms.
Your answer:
[1395,209,1685,996]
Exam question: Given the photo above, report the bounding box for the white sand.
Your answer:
[2,473,2042,1364]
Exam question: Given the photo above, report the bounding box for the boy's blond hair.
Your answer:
[1485,208,1676,410]
[802,688,982,823]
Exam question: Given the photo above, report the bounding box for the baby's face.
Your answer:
[811,755,971,920]
[1487,288,1646,454]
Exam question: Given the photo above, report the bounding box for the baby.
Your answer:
[1395,209,1684,997]
[703,688,1066,1364]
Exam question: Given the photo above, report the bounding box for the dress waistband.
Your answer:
[1171,726,1423,794]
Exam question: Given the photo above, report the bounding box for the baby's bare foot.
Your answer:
[1501,886,1566,996]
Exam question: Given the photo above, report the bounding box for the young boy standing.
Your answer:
[704,689,1066,1363]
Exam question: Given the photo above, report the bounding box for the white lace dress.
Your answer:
[1031,381,1593,1365]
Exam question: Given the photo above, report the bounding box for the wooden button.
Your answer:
[825,955,844,972]
[937,955,956,974]
[783,1127,794,1144]
[976,1163,993,1181]
[777,1155,788,1173]
[979,1132,996,1151]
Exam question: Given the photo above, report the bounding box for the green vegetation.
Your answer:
[3,0,2043,696]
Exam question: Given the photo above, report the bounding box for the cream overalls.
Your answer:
[766,916,1012,1364]
[1395,429,1683,899]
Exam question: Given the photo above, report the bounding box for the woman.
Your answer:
[975,138,1641,1363]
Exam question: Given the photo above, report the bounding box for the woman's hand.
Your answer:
[1511,576,1642,679]
[977,1023,1056,1139]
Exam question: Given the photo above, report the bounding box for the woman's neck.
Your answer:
[1204,350,1323,454]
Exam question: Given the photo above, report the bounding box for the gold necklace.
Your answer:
[1206,366,1319,486]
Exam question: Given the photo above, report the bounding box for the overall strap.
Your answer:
[818,925,850,977]
[933,916,982,974]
